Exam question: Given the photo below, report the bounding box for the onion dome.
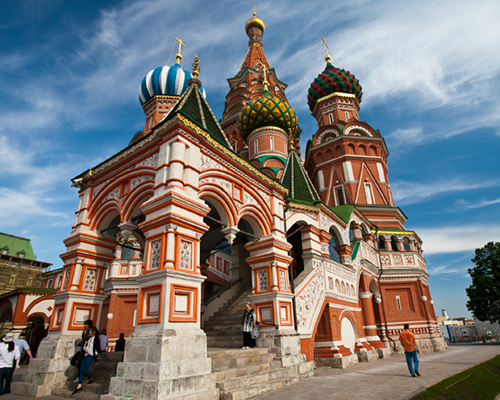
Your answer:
[245,12,265,33]
[238,89,298,140]
[139,63,206,105]
[307,62,362,112]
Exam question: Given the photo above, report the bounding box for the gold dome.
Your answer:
[245,14,265,33]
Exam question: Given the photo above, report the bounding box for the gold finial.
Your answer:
[192,53,200,78]
[288,128,295,150]
[175,37,186,64]
[252,2,257,16]
[321,36,331,64]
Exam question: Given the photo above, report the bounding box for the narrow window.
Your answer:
[345,111,349,121]
[378,236,386,250]
[328,113,334,124]
[396,296,402,310]
[254,140,258,154]
[364,183,374,204]
[337,188,344,206]
[391,236,399,251]
[270,136,274,151]
[403,238,412,252]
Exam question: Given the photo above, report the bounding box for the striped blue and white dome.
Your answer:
[139,63,206,105]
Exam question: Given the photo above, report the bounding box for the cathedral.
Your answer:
[13,11,446,400]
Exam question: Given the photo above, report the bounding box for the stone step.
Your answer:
[208,347,269,359]
[212,353,275,371]
[207,339,244,348]
[216,366,294,391]
[220,376,300,400]
[214,361,272,381]
[52,387,101,400]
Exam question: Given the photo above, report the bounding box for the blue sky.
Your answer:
[1,0,499,319]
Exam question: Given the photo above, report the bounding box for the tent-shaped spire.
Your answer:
[166,80,231,148]
[281,150,321,204]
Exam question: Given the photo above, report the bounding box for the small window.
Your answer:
[364,183,374,204]
[328,113,334,124]
[345,111,349,121]
[270,136,274,151]
[403,238,412,252]
[396,295,402,310]
[378,236,386,250]
[336,188,344,206]
[391,236,399,251]
[254,140,258,154]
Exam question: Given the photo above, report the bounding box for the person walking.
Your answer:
[14,333,33,365]
[398,323,420,377]
[99,329,109,353]
[73,327,101,395]
[114,333,126,352]
[241,301,256,349]
[0,333,20,395]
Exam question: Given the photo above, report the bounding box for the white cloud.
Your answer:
[392,178,500,205]
[454,198,500,210]
[417,225,500,255]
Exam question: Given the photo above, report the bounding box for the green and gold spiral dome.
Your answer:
[238,89,298,140]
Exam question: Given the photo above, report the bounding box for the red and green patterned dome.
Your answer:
[238,89,298,140]
[307,62,363,112]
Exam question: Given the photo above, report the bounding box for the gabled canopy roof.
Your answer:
[281,150,320,205]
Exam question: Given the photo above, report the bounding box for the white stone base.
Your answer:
[12,332,79,398]
[316,354,358,369]
[107,328,218,400]
[356,348,379,362]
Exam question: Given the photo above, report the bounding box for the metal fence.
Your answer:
[447,321,500,343]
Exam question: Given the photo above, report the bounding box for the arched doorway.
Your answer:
[340,317,357,354]
[287,223,305,279]
[23,314,47,358]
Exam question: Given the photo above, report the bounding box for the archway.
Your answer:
[23,314,47,358]
[287,223,306,279]
[340,317,357,354]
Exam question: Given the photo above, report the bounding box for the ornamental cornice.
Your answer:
[312,92,360,115]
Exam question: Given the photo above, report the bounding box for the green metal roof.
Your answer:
[0,232,36,260]
[330,205,354,224]
[281,150,321,205]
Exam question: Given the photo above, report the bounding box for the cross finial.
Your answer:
[321,36,331,64]
[192,53,200,78]
[175,37,186,64]
[256,61,269,91]
[252,2,257,17]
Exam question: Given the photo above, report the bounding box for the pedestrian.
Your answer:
[0,333,20,395]
[73,327,101,395]
[241,301,256,349]
[114,333,126,352]
[99,329,109,352]
[398,323,420,377]
[72,319,93,382]
[14,333,33,365]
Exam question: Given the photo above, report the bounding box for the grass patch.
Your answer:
[412,354,500,400]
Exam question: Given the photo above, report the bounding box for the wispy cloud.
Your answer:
[453,198,500,211]
[417,225,500,255]
[392,177,500,205]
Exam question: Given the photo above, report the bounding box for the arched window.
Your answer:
[378,236,386,250]
[336,188,344,206]
[270,136,274,151]
[349,222,356,245]
[328,228,341,262]
[345,111,349,121]
[254,140,258,154]
[391,236,399,251]
[403,237,412,252]
[329,113,334,124]
[335,280,340,292]
[341,282,345,294]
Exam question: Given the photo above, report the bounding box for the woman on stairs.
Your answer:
[73,327,101,395]
[241,301,257,349]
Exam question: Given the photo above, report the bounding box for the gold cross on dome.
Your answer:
[252,2,257,16]
[321,36,331,63]
[175,37,186,64]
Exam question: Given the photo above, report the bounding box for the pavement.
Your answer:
[3,343,500,400]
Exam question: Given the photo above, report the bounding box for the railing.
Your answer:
[203,277,243,306]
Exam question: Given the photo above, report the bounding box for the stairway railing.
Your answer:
[203,277,244,306]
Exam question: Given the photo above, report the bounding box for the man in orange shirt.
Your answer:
[398,323,420,377]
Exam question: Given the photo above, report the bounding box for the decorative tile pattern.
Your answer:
[279,269,287,291]
[296,268,324,327]
[150,239,162,270]
[328,277,333,290]
[179,240,192,270]
[380,255,391,266]
[393,255,403,265]
[405,255,414,265]
[258,270,269,292]
[83,268,98,291]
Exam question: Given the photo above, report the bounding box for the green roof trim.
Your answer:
[0,233,36,260]
[351,241,361,259]
[330,205,354,224]
[255,155,288,165]
[281,151,321,204]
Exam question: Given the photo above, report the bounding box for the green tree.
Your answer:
[466,242,500,322]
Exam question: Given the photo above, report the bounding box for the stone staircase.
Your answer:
[209,347,304,400]
[204,288,252,348]
[52,351,122,399]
